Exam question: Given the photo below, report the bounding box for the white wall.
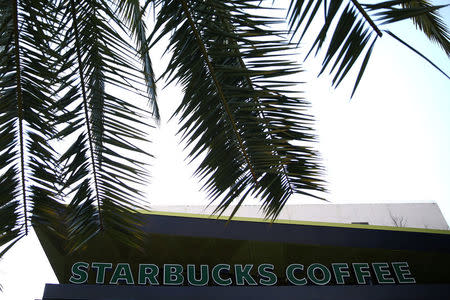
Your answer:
[150,203,449,230]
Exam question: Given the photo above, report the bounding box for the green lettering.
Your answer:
[138,264,159,285]
[212,264,232,286]
[307,263,331,285]
[392,262,415,284]
[69,262,89,284]
[164,264,184,285]
[332,263,350,284]
[187,265,209,286]
[235,264,257,286]
[92,262,112,284]
[372,263,395,284]
[353,263,371,284]
[258,264,277,286]
[286,264,307,285]
[110,263,134,285]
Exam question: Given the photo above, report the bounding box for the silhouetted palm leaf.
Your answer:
[288,0,449,96]
[366,0,450,55]
[0,0,60,258]
[51,0,154,251]
[116,0,159,119]
[151,0,326,219]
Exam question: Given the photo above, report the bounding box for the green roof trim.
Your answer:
[143,210,450,235]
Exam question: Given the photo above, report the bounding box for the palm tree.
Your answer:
[0,0,448,280]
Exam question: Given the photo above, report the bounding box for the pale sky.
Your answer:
[1,2,449,299]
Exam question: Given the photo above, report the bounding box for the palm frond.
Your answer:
[288,0,450,96]
[0,0,60,259]
[52,0,153,251]
[151,0,325,219]
[114,0,159,119]
[384,29,449,79]
[365,0,450,55]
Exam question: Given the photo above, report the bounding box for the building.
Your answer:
[38,203,450,300]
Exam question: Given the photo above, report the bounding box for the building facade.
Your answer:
[39,203,450,300]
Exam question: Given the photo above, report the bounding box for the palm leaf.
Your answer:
[288,0,450,96]
[384,29,449,79]
[115,0,159,119]
[0,0,67,272]
[50,0,154,251]
[366,0,450,55]
[151,0,325,219]
[1,0,60,258]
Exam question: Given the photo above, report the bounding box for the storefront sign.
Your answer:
[69,262,415,286]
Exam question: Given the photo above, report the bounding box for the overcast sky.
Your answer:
[1,1,449,299]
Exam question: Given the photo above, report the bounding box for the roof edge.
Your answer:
[142,210,450,235]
